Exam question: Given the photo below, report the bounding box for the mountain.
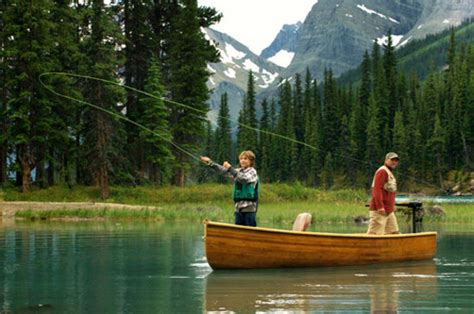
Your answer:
[203,28,283,124]
[203,0,474,123]
[337,18,474,85]
[260,22,302,68]
[283,0,474,81]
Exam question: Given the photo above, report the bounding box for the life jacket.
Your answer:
[232,177,259,202]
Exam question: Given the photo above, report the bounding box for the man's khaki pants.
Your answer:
[367,211,400,235]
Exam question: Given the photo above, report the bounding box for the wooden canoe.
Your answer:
[203,220,437,269]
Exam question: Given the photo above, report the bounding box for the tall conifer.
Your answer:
[4,0,55,192]
[139,58,174,184]
[80,0,125,198]
[214,93,232,169]
[167,0,220,186]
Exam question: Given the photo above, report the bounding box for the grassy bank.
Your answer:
[1,184,473,225]
[1,183,368,204]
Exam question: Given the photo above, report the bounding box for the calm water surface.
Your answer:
[1,220,473,313]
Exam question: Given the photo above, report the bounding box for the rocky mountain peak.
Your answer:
[260,22,302,68]
[283,0,474,80]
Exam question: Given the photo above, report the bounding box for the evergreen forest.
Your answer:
[1,1,473,198]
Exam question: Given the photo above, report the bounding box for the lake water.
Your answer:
[1,220,473,313]
[396,195,474,204]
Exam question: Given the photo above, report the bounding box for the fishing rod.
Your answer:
[39,72,446,193]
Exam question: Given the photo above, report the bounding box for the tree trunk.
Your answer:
[63,152,72,188]
[100,162,110,199]
[18,145,34,193]
[436,153,444,191]
[21,165,31,193]
[173,167,185,187]
[460,131,472,170]
[48,147,55,186]
[36,158,46,188]
[97,111,110,199]
[0,143,6,185]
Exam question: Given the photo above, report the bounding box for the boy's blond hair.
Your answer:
[239,150,256,167]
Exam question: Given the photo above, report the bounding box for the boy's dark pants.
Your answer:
[235,211,256,227]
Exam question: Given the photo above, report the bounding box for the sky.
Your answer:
[198,0,317,55]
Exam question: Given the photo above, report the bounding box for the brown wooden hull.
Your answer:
[204,220,437,269]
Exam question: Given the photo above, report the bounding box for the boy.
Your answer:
[200,150,259,227]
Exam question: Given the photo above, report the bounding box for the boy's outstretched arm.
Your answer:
[200,156,228,174]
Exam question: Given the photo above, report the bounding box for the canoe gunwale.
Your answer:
[203,219,437,239]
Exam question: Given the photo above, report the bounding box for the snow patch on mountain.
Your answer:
[397,36,412,48]
[220,43,246,64]
[207,64,216,73]
[224,67,236,78]
[268,50,295,68]
[242,59,260,73]
[259,69,279,88]
[376,34,404,47]
[357,4,400,24]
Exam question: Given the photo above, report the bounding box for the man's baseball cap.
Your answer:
[385,152,399,160]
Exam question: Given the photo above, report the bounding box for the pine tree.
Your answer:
[80,0,126,198]
[321,69,339,158]
[383,31,399,143]
[359,50,371,114]
[236,104,246,156]
[268,98,279,182]
[371,41,389,153]
[427,114,446,188]
[166,0,220,186]
[0,0,8,184]
[392,110,408,190]
[214,92,232,172]
[365,93,382,185]
[348,99,363,185]
[320,153,334,189]
[123,0,156,182]
[139,57,174,185]
[273,80,296,181]
[199,120,215,182]
[464,58,474,170]
[4,0,56,192]
[258,98,271,181]
[243,70,258,152]
[293,73,304,142]
[301,69,313,182]
[47,0,84,187]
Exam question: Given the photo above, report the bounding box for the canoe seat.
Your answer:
[292,213,312,231]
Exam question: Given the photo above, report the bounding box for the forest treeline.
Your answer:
[207,30,474,192]
[1,0,221,197]
[1,1,473,198]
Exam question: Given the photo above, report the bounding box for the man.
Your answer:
[367,152,400,235]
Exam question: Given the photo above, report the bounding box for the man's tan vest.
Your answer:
[371,165,397,192]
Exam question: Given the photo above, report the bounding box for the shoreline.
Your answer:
[0,201,162,219]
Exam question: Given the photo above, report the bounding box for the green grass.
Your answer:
[3,184,474,225]
[2,183,368,204]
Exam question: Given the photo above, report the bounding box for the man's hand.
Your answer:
[377,208,386,215]
[223,161,231,169]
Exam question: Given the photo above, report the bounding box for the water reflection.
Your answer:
[205,261,437,313]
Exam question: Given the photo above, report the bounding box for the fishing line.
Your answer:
[39,72,445,193]
[39,72,200,162]
[39,72,325,161]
